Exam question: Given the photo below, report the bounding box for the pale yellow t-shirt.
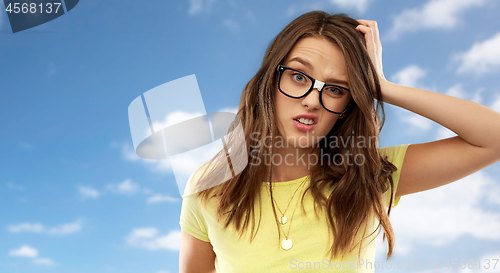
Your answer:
[180,144,409,272]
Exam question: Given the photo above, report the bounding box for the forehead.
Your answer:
[283,36,348,84]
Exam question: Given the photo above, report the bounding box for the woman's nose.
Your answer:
[301,88,322,110]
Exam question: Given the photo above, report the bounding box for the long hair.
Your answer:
[193,11,399,260]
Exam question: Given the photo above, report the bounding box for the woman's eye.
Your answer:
[292,74,306,82]
[325,86,341,94]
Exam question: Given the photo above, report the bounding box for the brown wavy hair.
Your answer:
[192,11,399,260]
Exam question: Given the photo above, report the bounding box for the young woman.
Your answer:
[179,11,500,272]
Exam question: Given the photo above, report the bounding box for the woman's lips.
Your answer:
[293,119,315,132]
[291,114,318,132]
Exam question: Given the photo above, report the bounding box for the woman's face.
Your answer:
[275,36,352,149]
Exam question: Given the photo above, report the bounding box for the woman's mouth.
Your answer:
[293,118,316,132]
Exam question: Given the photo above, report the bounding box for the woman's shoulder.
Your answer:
[379,144,410,164]
[183,160,229,197]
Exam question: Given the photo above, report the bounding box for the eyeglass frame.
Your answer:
[276,64,353,115]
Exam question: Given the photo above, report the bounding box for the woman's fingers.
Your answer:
[357,20,379,38]
[356,20,379,36]
[356,19,385,80]
[356,20,381,50]
[356,25,375,50]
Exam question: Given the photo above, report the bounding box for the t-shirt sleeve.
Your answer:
[179,172,210,242]
[180,194,210,242]
[380,144,410,208]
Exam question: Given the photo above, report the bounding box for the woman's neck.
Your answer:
[266,146,314,182]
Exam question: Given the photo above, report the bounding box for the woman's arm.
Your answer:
[380,81,500,197]
[179,230,216,273]
[356,20,500,197]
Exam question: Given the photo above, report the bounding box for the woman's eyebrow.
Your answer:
[289,56,314,70]
[327,78,349,87]
[288,56,350,87]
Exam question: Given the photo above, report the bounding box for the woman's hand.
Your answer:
[355,19,385,81]
[355,19,500,201]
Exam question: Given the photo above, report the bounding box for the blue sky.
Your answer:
[1,0,500,272]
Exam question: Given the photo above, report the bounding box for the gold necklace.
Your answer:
[267,178,308,250]
[268,179,306,225]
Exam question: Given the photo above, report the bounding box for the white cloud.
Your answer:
[47,221,82,236]
[399,114,432,132]
[389,171,500,254]
[147,194,180,204]
[217,107,238,114]
[47,61,56,76]
[446,83,467,99]
[486,179,500,206]
[435,127,456,140]
[286,0,371,16]
[122,142,141,161]
[445,83,483,104]
[142,187,153,195]
[33,258,55,266]
[78,185,99,199]
[222,19,239,32]
[387,0,486,39]
[126,228,181,251]
[375,229,412,257]
[188,0,215,15]
[472,89,483,104]
[18,141,34,149]
[7,223,44,233]
[491,95,500,113]
[6,182,24,191]
[390,65,433,133]
[9,245,38,258]
[9,245,55,266]
[8,246,56,266]
[7,220,82,236]
[286,3,326,18]
[391,65,427,88]
[130,228,158,238]
[329,0,372,14]
[244,10,257,26]
[455,32,500,75]
[188,0,203,15]
[459,252,500,273]
[106,179,139,195]
[77,162,175,201]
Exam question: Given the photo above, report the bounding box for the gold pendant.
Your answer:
[281,238,293,250]
[279,215,287,225]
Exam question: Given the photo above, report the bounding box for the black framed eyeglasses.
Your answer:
[277,64,352,115]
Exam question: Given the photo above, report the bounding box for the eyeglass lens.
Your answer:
[279,68,348,113]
